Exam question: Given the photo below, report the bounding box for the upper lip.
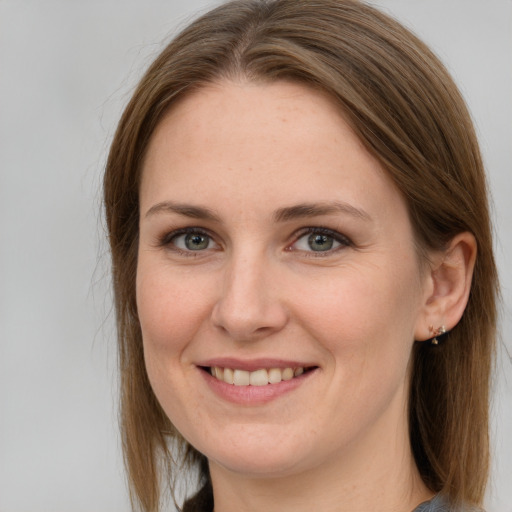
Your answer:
[196,357,316,372]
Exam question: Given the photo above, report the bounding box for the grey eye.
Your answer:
[307,233,335,251]
[174,232,212,251]
[292,229,349,253]
[185,233,210,250]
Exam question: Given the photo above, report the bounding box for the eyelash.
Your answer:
[289,227,352,256]
[159,227,217,257]
[158,226,352,257]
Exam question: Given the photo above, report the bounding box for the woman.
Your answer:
[103,1,498,511]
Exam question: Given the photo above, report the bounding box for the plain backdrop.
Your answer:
[0,1,510,511]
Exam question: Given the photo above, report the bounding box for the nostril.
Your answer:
[211,304,289,341]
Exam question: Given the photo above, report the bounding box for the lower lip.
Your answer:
[199,368,316,405]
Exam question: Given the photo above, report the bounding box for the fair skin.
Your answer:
[136,80,476,512]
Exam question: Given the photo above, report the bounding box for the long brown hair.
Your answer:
[103,1,498,510]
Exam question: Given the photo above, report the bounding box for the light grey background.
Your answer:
[0,1,510,511]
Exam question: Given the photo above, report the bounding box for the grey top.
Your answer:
[183,488,483,512]
[414,495,450,512]
[413,494,482,512]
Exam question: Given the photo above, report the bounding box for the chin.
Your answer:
[193,425,319,479]
[209,451,306,479]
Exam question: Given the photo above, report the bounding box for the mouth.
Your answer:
[202,366,316,386]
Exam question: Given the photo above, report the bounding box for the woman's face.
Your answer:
[137,81,431,478]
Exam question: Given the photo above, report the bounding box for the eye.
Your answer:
[163,228,219,253]
[291,228,350,253]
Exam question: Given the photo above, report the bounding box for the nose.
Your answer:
[211,251,288,341]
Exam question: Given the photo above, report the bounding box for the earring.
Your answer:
[428,325,447,345]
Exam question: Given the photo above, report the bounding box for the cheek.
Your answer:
[136,261,214,359]
[295,264,419,338]
[135,262,215,425]
[294,266,421,434]
[290,259,422,383]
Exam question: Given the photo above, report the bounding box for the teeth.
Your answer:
[249,369,268,386]
[210,366,307,386]
[233,369,250,386]
[268,368,282,384]
[223,367,234,384]
[282,368,294,381]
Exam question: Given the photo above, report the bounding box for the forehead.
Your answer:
[144,80,368,167]
[140,80,406,225]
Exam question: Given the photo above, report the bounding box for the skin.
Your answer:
[136,80,475,512]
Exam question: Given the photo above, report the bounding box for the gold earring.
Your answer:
[428,325,447,345]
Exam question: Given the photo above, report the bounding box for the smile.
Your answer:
[209,366,307,386]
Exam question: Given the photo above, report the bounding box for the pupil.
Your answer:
[185,233,208,250]
[308,233,333,251]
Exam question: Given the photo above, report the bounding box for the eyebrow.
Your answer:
[144,200,371,223]
[144,201,221,221]
[273,201,371,223]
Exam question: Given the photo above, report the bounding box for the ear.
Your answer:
[414,232,477,341]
